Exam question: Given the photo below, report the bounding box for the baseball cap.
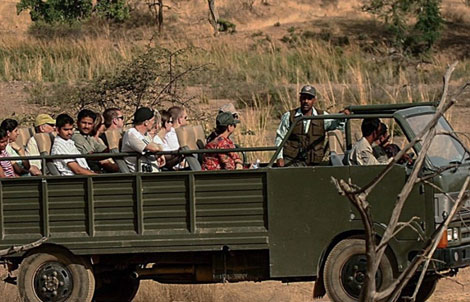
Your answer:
[300,85,316,97]
[133,107,154,124]
[216,112,240,126]
[219,103,239,115]
[35,114,56,126]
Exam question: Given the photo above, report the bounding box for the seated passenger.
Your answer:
[100,108,124,148]
[93,113,106,141]
[72,109,117,173]
[153,110,183,169]
[26,114,56,176]
[207,103,239,143]
[0,128,17,178]
[372,122,390,163]
[164,106,188,151]
[349,118,384,166]
[121,107,165,172]
[51,114,96,176]
[202,112,243,171]
[1,119,30,176]
[373,122,412,165]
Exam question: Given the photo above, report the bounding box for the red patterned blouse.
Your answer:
[202,136,242,171]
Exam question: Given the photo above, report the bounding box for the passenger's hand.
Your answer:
[276,158,285,167]
[29,166,42,176]
[157,155,166,168]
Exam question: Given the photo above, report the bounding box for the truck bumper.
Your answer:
[433,243,470,270]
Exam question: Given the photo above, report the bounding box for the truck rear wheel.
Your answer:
[323,238,394,302]
[18,251,95,302]
[93,272,140,302]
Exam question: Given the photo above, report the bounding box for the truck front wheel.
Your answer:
[18,251,95,302]
[323,238,394,302]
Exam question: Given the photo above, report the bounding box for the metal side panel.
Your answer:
[0,171,270,255]
[268,166,351,278]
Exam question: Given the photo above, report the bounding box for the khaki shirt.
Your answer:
[72,131,107,155]
[349,137,381,165]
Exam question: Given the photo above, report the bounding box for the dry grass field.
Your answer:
[1,0,470,301]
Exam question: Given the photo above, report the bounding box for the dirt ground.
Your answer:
[1,266,469,301]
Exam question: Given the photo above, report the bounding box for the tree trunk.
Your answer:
[207,0,219,36]
[158,0,163,33]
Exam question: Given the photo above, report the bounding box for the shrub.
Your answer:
[95,0,130,22]
[17,0,93,23]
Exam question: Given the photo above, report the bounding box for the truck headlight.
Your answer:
[447,228,459,241]
[453,228,459,240]
[447,228,453,241]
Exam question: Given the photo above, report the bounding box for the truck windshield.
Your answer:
[407,114,466,167]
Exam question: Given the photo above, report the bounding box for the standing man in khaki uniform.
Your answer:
[275,85,348,167]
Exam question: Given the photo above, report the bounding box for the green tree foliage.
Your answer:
[95,0,130,22]
[17,0,130,24]
[363,0,443,53]
[17,0,93,23]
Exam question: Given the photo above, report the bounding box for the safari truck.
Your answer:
[0,102,469,302]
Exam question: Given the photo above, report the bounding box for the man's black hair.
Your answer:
[0,119,18,132]
[77,109,96,122]
[378,122,388,137]
[56,114,74,129]
[361,118,381,137]
[0,128,7,140]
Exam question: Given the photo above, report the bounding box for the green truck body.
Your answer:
[2,103,469,302]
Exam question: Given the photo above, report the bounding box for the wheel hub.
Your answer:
[341,255,383,299]
[34,262,73,302]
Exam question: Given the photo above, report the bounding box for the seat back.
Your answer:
[176,125,206,171]
[16,127,36,151]
[328,130,345,166]
[34,133,60,175]
[104,129,129,173]
[176,125,205,151]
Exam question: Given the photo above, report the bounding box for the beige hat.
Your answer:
[35,114,56,126]
[219,103,238,115]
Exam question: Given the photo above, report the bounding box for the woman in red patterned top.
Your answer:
[202,112,243,171]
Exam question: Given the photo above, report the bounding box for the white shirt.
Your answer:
[51,136,90,176]
[163,127,180,151]
[153,134,168,151]
[121,128,158,173]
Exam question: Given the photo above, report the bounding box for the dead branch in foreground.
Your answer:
[332,61,470,302]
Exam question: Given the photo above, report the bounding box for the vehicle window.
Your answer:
[406,114,466,167]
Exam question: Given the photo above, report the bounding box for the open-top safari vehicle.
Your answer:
[1,102,469,302]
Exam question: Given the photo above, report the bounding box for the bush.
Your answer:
[362,0,443,54]
[17,0,93,23]
[95,0,130,22]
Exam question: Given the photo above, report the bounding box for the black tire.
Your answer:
[323,238,394,302]
[399,276,438,302]
[18,251,95,302]
[93,272,140,302]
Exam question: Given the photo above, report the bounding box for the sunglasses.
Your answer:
[116,116,124,120]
